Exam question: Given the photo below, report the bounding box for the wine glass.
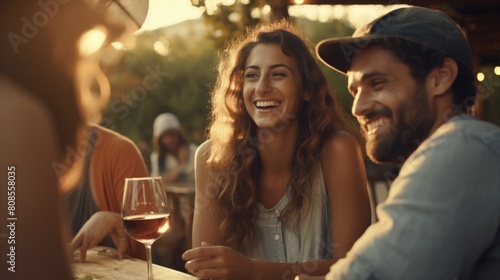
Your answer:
[122,177,170,280]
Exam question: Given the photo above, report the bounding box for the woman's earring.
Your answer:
[304,92,311,101]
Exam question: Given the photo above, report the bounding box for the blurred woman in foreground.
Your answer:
[0,1,124,278]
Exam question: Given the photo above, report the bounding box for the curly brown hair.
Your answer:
[205,19,356,253]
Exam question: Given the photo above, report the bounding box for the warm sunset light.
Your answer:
[153,38,169,56]
[78,26,107,56]
[139,0,408,32]
[477,72,485,82]
[139,0,203,31]
[495,66,500,75]
[159,219,170,233]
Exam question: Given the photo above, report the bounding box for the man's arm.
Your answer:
[327,133,500,279]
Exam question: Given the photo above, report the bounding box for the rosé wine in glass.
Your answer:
[122,177,170,280]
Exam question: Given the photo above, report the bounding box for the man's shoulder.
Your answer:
[90,124,140,152]
[407,116,500,167]
[434,116,500,148]
[441,115,499,133]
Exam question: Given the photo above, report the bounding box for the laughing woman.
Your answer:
[182,20,371,280]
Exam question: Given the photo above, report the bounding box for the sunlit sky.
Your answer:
[139,0,203,31]
[139,0,407,32]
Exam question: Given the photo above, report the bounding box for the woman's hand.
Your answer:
[182,242,257,280]
[70,211,128,262]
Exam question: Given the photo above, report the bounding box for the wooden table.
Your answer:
[73,247,197,280]
[164,183,196,195]
[155,183,196,268]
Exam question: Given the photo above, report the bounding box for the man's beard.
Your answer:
[365,86,436,164]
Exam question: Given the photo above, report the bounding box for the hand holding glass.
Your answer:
[122,177,170,280]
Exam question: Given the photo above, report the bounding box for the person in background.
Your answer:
[67,123,148,262]
[182,20,371,279]
[299,6,500,280]
[0,1,124,279]
[150,112,198,184]
[150,112,198,267]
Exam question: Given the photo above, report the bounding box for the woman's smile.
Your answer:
[243,43,306,128]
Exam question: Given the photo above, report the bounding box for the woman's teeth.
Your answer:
[255,101,280,108]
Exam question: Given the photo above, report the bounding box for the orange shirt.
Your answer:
[89,124,148,260]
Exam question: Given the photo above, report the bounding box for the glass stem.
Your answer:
[145,243,154,280]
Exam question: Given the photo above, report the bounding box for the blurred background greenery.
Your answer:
[97,0,500,160]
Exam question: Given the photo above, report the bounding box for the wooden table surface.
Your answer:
[72,247,197,280]
[165,183,196,195]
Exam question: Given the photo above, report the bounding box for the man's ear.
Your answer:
[427,57,458,96]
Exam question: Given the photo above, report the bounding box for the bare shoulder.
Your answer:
[321,130,362,160]
[1,78,51,122]
[320,130,366,190]
[0,77,74,279]
[194,140,213,191]
[195,139,212,163]
[1,77,58,149]
[1,77,60,187]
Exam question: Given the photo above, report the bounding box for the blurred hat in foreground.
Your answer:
[86,0,149,34]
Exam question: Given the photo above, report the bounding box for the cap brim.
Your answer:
[87,0,149,38]
[316,35,391,75]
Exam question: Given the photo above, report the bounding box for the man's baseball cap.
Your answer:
[316,6,473,75]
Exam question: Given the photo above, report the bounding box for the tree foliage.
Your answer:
[191,0,291,49]
[292,17,355,117]
[98,4,359,157]
[99,29,218,149]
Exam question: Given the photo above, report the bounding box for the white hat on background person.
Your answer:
[153,113,180,137]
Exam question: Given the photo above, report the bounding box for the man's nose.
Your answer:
[351,89,374,117]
